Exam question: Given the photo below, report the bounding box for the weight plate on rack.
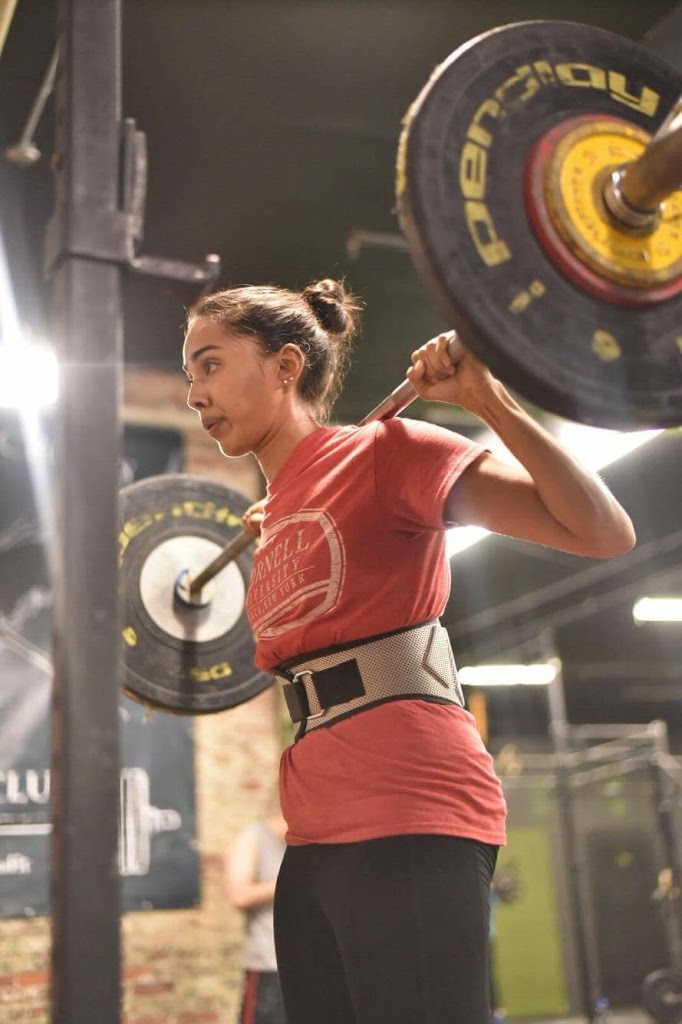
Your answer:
[118,474,271,714]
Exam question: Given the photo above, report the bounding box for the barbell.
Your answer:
[120,19,682,715]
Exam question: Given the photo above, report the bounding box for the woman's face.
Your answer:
[183,317,281,458]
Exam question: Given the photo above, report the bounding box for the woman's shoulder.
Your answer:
[373,416,478,455]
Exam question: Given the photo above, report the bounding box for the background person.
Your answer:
[226,809,288,1024]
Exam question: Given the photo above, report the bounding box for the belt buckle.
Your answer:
[292,669,326,720]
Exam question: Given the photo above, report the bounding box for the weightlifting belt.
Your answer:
[274,619,464,735]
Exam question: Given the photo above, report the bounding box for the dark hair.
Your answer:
[187,279,361,421]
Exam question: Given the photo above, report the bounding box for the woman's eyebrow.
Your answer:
[182,344,221,372]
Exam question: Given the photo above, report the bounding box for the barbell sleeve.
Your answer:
[187,529,257,596]
[604,93,682,223]
[185,332,465,594]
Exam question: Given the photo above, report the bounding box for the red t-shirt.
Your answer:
[247,419,507,847]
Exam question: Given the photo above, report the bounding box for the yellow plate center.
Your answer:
[546,120,682,286]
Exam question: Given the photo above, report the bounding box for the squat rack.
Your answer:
[44,3,218,1020]
[502,678,682,1024]
[48,4,124,1021]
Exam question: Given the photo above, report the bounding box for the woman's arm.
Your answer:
[406,334,636,559]
[225,829,277,911]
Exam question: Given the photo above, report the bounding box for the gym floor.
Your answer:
[530,1014,648,1023]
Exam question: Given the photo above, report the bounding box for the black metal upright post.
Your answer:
[47,2,124,1021]
[651,723,682,969]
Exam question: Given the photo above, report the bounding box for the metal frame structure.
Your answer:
[48,3,124,1021]
[502,696,682,1024]
[45,4,219,1020]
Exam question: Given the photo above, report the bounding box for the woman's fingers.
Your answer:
[242,498,266,538]
[434,332,457,373]
[410,333,457,383]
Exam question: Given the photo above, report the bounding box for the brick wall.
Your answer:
[0,369,284,1023]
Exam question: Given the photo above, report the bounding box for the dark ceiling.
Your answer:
[1,0,681,745]
[2,0,681,419]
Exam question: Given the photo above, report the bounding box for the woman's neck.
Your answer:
[256,410,321,482]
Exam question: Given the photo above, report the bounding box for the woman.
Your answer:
[183,278,634,1024]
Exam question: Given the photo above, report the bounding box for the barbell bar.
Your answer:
[182,532,255,601]
[606,93,682,219]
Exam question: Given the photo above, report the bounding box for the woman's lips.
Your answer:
[203,418,224,435]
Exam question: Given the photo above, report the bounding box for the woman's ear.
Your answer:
[277,343,305,385]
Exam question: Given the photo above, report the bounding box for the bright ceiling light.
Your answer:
[633,597,682,623]
[0,339,58,409]
[458,663,558,687]
[0,229,57,576]
[446,525,490,557]
[447,421,659,558]
[554,421,660,473]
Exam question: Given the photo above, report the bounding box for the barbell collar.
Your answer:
[606,96,682,218]
[602,168,662,230]
[175,568,214,608]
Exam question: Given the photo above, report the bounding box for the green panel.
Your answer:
[493,826,569,1018]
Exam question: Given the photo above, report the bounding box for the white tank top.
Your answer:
[241,823,285,971]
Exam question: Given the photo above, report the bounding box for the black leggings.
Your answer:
[274,835,497,1024]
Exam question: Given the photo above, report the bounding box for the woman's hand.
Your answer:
[408,336,635,559]
[242,497,266,539]
[405,331,497,414]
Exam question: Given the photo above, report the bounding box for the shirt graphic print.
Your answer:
[248,509,347,640]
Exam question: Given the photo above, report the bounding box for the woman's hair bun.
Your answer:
[302,279,360,337]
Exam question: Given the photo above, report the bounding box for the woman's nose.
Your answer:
[187,382,207,410]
